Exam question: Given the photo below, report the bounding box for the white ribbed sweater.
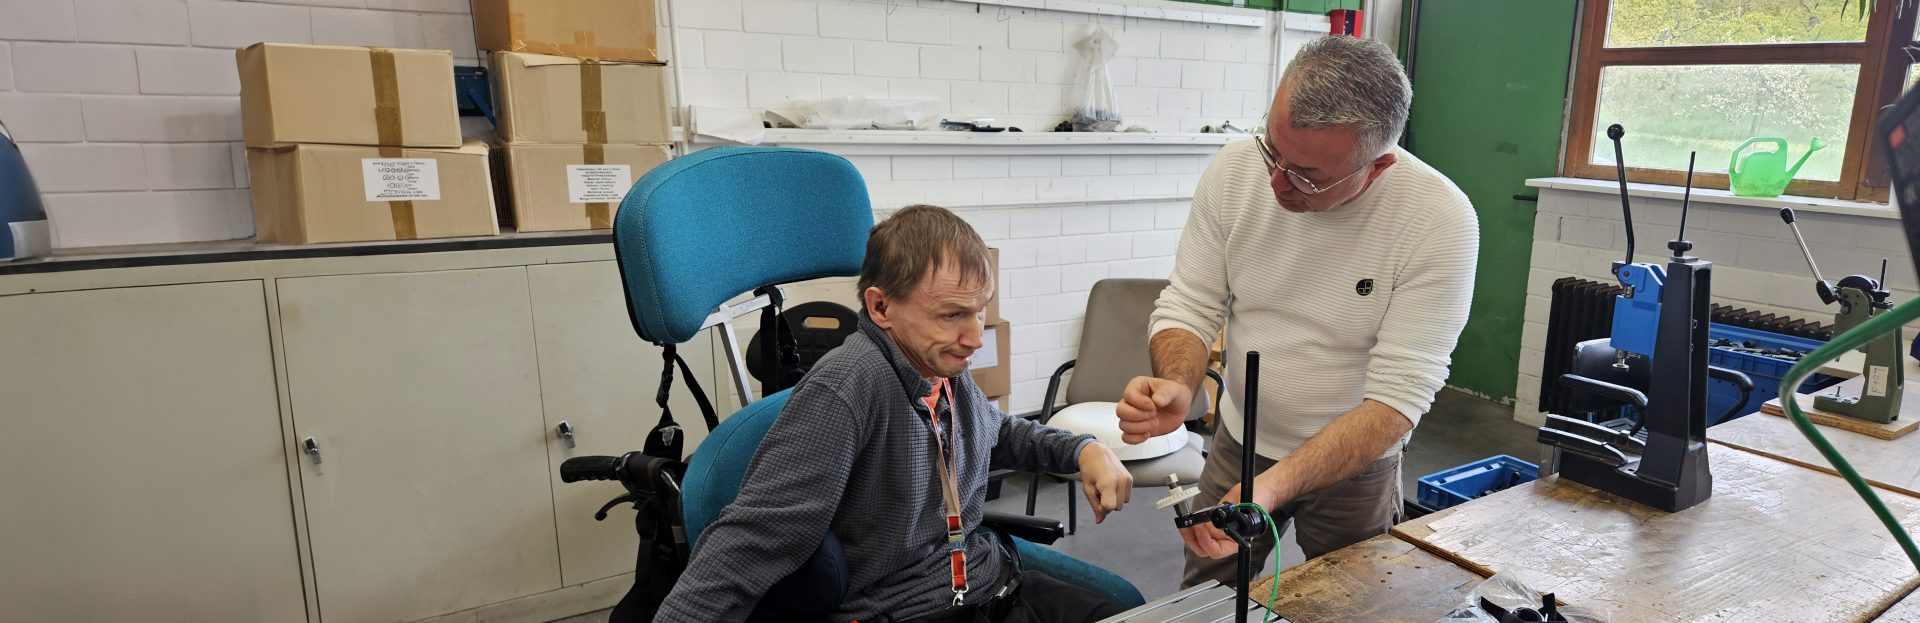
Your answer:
[1151,140,1479,460]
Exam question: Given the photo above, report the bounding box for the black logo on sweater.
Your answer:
[1356,279,1374,296]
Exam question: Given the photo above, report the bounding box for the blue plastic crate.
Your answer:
[1416,455,1539,511]
[1619,324,1842,425]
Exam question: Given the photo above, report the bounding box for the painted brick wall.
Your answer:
[1513,188,1915,425]
[10,0,1316,412]
[0,0,482,248]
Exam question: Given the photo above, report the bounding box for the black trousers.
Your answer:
[899,570,1127,623]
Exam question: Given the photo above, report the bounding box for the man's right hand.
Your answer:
[1116,376,1194,444]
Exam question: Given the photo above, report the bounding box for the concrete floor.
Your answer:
[549,388,1540,622]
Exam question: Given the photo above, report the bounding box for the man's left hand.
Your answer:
[1181,475,1287,559]
[1078,443,1133,523]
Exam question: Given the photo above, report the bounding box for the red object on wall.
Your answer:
[1329,9,1363,36]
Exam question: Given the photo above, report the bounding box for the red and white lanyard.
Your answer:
[922,379,969,607]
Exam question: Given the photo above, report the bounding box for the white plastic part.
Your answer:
[1046,401,1187,461]
[1156,484,1201,510]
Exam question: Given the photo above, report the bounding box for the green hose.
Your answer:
[1779,296,1920,571]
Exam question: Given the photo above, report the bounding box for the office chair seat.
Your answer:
[1053,430,1206,485]
[1047,401,1188,461]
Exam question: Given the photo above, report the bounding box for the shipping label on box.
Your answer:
[493,52,671,144]
[473,0,660,62]
[566,165,632,203]
[248,141,498,244]
[971,321,1012,398]
[362,159,443,201]
[503,144,670,232]
[238,43,461,149]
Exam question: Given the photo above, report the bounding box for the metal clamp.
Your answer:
[557,421,577,449]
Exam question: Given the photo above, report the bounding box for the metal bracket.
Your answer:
[702,290,780,405]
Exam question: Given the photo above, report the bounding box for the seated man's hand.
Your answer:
[1116,376,1193,444]
[1078,443,1133,523]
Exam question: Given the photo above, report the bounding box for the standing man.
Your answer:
[1115,36,1478,587]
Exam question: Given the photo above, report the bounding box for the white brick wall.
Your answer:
[1514,188,1920,425]
[7,0,1287,399]
[679,0,1285,135]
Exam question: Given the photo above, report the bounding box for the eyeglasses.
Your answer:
[1253,134,1367,196]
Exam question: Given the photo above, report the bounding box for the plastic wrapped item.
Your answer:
[1071,27,1121,132]
[792,96,940,131]
[1435,571,1610,623]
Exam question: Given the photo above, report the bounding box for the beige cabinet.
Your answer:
[527,261,720,586]
[278,268,561,622]
[0,281,306,623]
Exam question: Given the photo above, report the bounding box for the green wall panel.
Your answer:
[1405,0,1577,402]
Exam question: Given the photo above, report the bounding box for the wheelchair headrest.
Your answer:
[614,147,873,344]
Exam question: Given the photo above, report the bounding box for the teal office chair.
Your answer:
[583,146,1144,621]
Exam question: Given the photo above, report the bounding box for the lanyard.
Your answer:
[922,378,969,606]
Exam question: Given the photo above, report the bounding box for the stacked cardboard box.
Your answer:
[491,52,673,231]
[239,43,499,244]
[475,0,673,232]
[973,247,1013,411]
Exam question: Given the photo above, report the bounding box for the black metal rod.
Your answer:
[1609,124,1636,266]
[1678,152,1695,247]
[1236,351,1261,623]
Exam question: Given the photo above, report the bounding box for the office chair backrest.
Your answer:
[1066,279,1209,419]
[612,146,872,345]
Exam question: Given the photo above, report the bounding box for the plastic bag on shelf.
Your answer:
[1070,27,1121,132]
[1435,571,1610,623]
[792,96,940,131]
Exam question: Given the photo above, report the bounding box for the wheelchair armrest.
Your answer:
[983,511,1066,545]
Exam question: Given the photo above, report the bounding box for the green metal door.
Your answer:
[1404,0,1578,402]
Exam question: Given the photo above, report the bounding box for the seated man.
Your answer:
[656,205,1134,623]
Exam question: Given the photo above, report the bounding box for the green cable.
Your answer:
[1232,502,1283,622]
[1779,296,1920,571]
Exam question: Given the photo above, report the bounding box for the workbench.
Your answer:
[1711,390,1920,497]
[1389,446,1920,622]
[1249,535,1481,623]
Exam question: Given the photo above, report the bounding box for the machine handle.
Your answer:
[1558,374,1650,410]
[1538,428,1631,468]
[1707,366,1755,425]
[303,437,322,466]
[560,455,622,483]
[556,421,577,449]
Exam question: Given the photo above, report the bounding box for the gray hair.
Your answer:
[1278,37,1412,164]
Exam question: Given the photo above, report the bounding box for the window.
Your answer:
[1566,0,1918,201]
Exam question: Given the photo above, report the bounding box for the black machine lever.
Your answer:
[1538,428,1631,468]
[1544,414,1645,455]
[1558,374,1650,410]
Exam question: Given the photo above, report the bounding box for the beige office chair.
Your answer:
[1023,278,1222,533]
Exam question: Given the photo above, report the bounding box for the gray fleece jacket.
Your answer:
[654,314,1095,622]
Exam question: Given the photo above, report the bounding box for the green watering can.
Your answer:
[1729,137,1826,197]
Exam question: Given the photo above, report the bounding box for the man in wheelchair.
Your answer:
[655,205,1137,623]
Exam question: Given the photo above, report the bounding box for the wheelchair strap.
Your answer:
[645,344,720,461]
[755,286,806,394]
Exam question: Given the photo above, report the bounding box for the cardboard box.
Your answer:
[987,246,1001,323]
[502,143,671,232]
[493,52,671,144]
[970,321,1012,398]
[238,43,461,149]
[991,394,1010,414]
[247,141,499,244]
[473,0,661,62]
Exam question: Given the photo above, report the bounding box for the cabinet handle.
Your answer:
[303,437,323,466]
[557,421,577,449]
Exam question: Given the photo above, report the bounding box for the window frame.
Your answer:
[1564,0,1918,202]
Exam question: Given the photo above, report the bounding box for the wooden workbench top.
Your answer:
[1248,534,1482,623]
[1391,447,1920,623]
[1712,406,1920,499]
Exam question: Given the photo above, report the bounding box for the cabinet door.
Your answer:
[278,268,560,622]
[527,261,720,585]
[0,281,306,623]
